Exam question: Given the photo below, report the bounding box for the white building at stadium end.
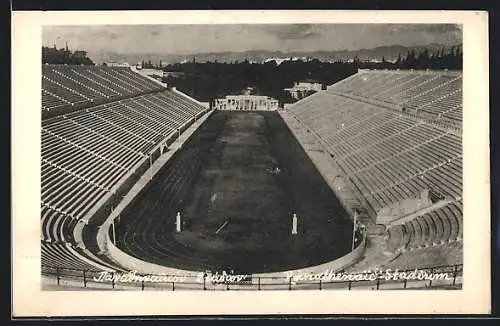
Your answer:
[213,94,279,111]
[284,80,323,100]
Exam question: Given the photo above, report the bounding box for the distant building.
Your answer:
[139,68,163,77]
[105,61,130,67]
[162,71,185,78]
[214,94,278,111]
[284,80,323,100]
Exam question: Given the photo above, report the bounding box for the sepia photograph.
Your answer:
[12,10,490,316]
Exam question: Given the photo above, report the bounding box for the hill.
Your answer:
[88,43,461,65]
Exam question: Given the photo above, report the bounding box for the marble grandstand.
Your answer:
[40,66,463,287]
[42,64,165,112]
[284,69,463,270]
[41,65,209,273]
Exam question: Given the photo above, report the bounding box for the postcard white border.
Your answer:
[12,10,490,316]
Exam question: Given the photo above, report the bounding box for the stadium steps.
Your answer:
[42,128,128,171]
[285,69,462,272]
[53,69,108,99]
[87,111,156,152]
[43,77,89,104]
[343,234,400,273]
[64,117,144,156]
[43,74,93,101]
[403,76,462,109]
[70,69,122,97]
[130,98,179,129]
[99,104,167,140]
[86,70,132,94]
[389,201,463,252]
[99,69,143,92]
[387,225,405,252]
[41,86,206,274]
[120,101,174,136]
[42,88,71,109]
[382,240,463,270]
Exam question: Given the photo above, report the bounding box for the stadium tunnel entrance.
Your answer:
[114,111,354,274]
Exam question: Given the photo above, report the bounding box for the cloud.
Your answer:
[262,24,321,40]
[42,24,462,56]
[423,24,462,33]
[384,24,461,35]
[109,32,120,40]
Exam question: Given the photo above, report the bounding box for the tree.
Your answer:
[416,49,429,69]
[396,53,402,65]
[161,59,357,103]
[42,46,95,65]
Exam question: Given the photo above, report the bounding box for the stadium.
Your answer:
[40,54,463,290]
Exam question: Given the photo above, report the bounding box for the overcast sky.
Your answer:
[43,24,462,55]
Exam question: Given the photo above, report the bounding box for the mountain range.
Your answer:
[88,43,461,66]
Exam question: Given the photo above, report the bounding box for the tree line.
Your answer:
[356,45,462,70]
[41,44,462,105]
[140,60,162,69]
[162,60,357,104]
[162,45,462,104]
[42,46,95,65]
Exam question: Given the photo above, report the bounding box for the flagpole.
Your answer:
[112,219,116,246]
[149,154,152,181]
[351,211,357,251]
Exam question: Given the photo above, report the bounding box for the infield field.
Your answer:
[116,111,353,273]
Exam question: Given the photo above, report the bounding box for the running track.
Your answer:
[115,111,353,274]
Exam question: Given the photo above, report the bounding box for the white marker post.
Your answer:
[292,213,298,235]
[176,212,182,233]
